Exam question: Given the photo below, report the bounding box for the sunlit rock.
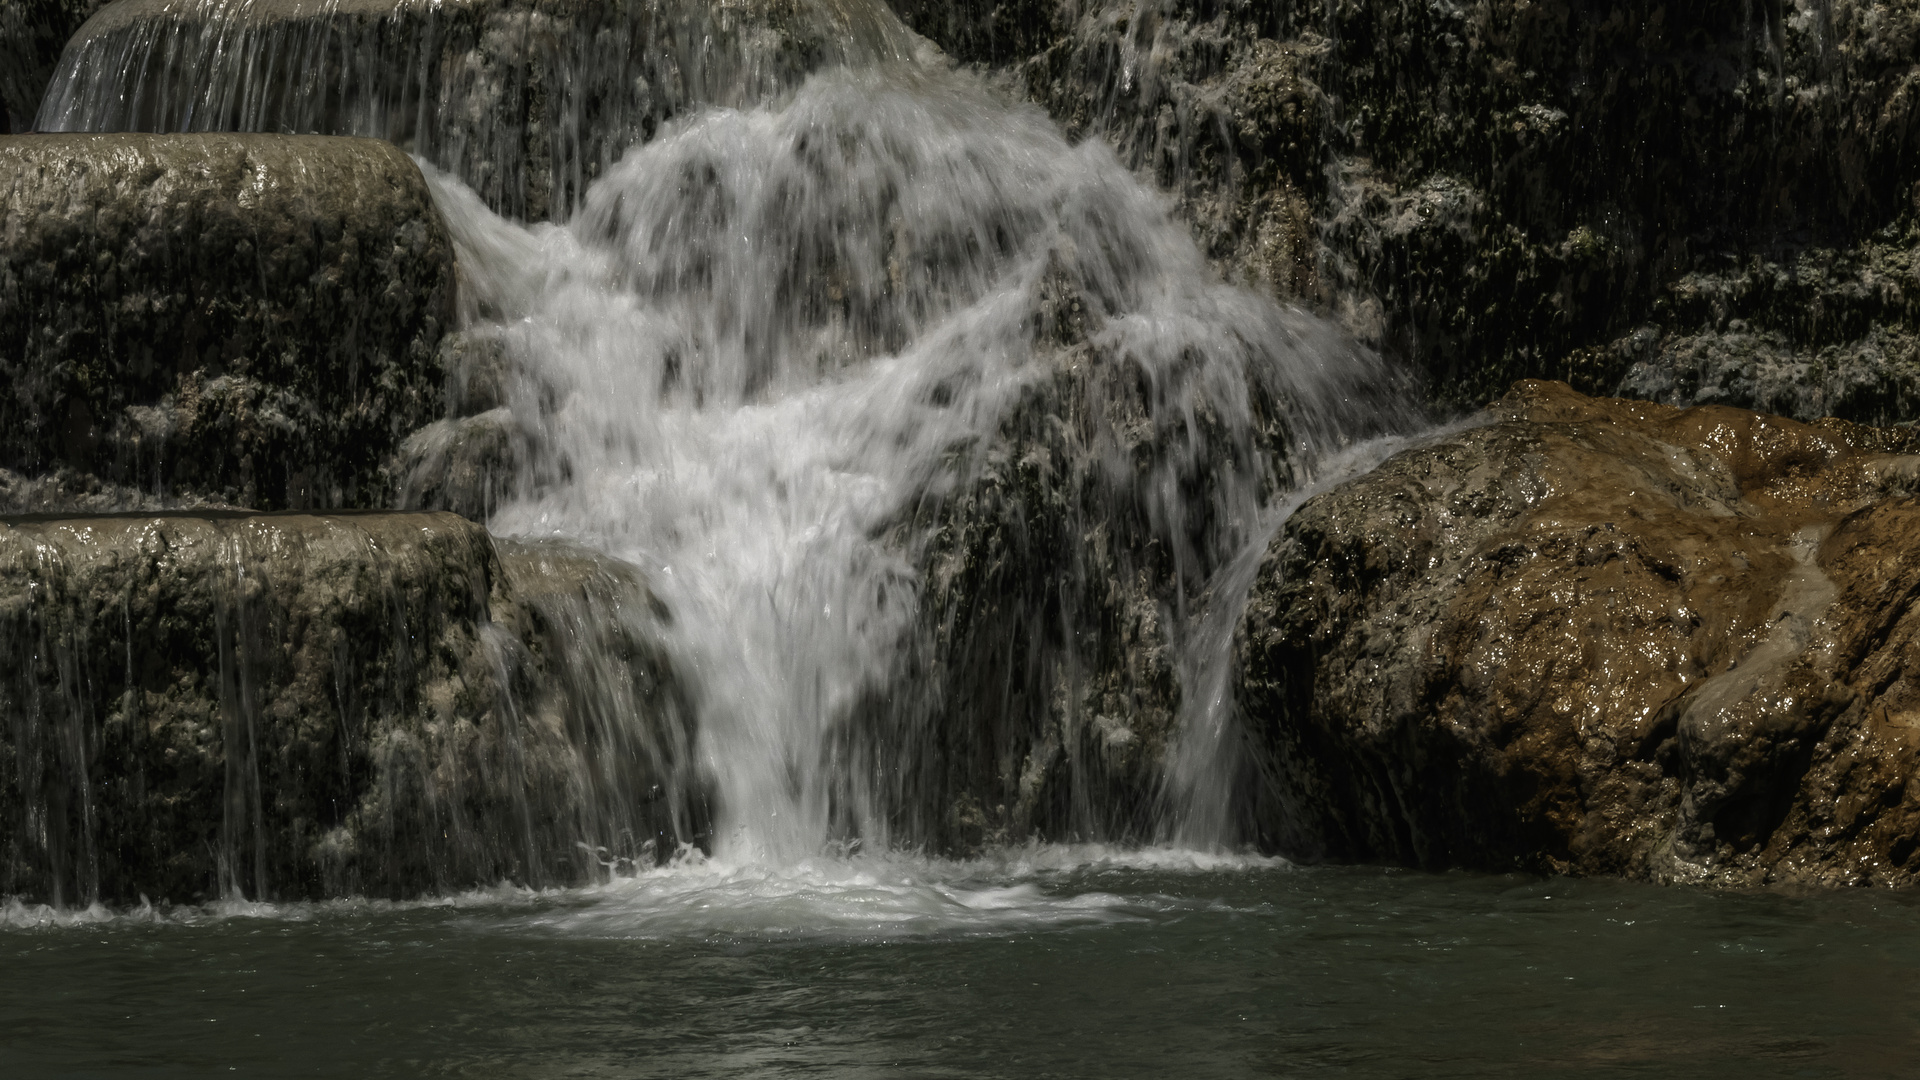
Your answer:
[1240,380,1920,885]
[0,133,454,510]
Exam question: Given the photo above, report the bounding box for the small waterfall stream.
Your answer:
[38,0,921,218]
[32,0,1423,900]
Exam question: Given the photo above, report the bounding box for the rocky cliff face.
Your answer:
[0,133,455,511]
[893,0,1920,424]
[0,511,693,905]
[1238,380,1920,885]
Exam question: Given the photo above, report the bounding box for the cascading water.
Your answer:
[424,61,1418,866]
[37,0,920,218]
[22,11,1920,1080]
[35,0,1424,904]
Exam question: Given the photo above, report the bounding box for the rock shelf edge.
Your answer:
[0,511,697,906]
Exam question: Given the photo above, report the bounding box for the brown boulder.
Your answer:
[1239,380,1920,885]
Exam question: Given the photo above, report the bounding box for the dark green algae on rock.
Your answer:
[0,133,455,512]
[0,511,696,905]
[893,0,1920,424]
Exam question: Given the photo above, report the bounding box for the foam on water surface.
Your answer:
[492,844,1284,940]
[0,844,1286,941]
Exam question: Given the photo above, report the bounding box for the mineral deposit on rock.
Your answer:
[894,0,1920,424]
[0,133,454,510]
[1240,380,1920,886]
[0,511,692,905]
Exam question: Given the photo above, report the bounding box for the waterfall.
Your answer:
[37,0,920,219]
[426,62,1416,863]
[34,0,1421,877]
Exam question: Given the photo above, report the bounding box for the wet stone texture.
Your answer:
[879,261,1346,853]
[0,133,454,511]
[0,512,693,905]
[886,275,1206,852]
[43,0,914,221]
[893,0,1920,424]
[1239,380,1920,886]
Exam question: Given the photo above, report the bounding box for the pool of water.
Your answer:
[4,850,1916,1078]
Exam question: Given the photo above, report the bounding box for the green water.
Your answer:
[3,854,1916,1078]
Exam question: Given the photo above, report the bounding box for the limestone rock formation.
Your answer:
[893,0,1920,425]
[0,511,693,905]
[391,330,530,521]
[40,0,917,219]
[886,275,1217,851]
[0,133,455,511]
[1238,380,1920,885]
[883,257,1407,852]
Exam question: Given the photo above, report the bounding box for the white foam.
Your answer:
[0,844,1285,938]
[470,843,1288,940]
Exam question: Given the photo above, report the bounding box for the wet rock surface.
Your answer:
[888,291,1213,851]
[0,511,691,905]
[392,330,531,521]
[42,0,915,220]
[894,0,1920,424]
[0,133,454,511]
[1238,380,1920,885]
[883,261,1400,852]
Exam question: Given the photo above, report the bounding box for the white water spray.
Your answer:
[425,61,1417,866]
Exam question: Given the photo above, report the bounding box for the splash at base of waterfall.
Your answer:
[0,844,1285,941]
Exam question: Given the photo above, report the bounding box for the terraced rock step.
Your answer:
[0,511,693,905]
[1239,381,1920,886]
[0,133,454,511]
[37,0,915,219]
